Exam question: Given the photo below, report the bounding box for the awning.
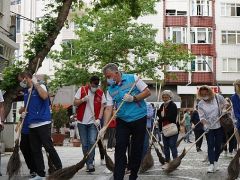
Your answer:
[177,86,234,95]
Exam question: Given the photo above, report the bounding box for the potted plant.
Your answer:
[52,104,69,146]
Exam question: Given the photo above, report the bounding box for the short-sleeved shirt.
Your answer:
[75,88,106,124]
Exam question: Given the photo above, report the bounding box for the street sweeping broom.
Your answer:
[227,149,240,180]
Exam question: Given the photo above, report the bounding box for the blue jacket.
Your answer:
[231,93,240,129]
[108,74,147,122]
[24,86,51,126]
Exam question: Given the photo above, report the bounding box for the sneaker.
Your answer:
[197,148,202,152]
[101,159,106,165]
[207,164,214,173]
[29,175,45,180]
[86,164,95,173]
[161,163,169,169]
[103,168,111,174]
[214,161,219,171]
[30,172,37,178]
[107,148,113,152]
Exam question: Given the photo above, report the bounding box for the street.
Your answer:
[0,134,237,180]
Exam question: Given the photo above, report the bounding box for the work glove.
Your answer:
[0,122,4,131]
[82,95,89,102]
[123,94,134,102]
[203,124,209,133]
[32,76,39,85]
[153,120,158,127]
[21,112,27,119]
[94,119,101,128]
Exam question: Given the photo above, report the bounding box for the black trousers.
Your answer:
[194,129,204,150]
[98,140,105,160]
[29,124,62,177]
[107,128,116,149]
[114,116,146,180]
[20,133,37,174]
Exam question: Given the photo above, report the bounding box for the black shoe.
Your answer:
[30,172,36,178]
[188,141,193,143]
[86,167,95,173]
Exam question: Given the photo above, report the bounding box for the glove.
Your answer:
[82,95,89,102]
[203,124,209,133]
[98,126,107,139]
[123,94,134,102]
[94,119,101,127]
[21,112,27,119]
[153,120,158,127]
[32,76,39,85]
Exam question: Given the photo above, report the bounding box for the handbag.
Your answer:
[162,123,178,137]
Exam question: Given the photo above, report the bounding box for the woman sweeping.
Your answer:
[197,85,227,173]
[157,90,178,169]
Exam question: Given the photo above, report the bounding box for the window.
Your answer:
[166,9,187,16]
[221,3,240,16]
[190,27,212,44]
[191,56,213,72]
[192,0,211,16]
[221,31,240,44]
[166,27,187,44]
[222,58,240,72]
[166,60,188,71]
[16,15,20,33]
[11,0,21,5]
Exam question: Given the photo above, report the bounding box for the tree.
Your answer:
[50,3,193,91]
[1,0,148,118]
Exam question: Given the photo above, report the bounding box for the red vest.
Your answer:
[76,86,103,122]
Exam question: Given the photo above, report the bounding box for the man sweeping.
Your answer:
[100,63,151,180]
[74,75,106,172]
[18,71,62,180]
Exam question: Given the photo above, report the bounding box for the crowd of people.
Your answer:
[0,63,240,180]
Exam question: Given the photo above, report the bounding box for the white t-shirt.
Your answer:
[106,75,147,106]
[75,87,106,124]
[29,84,51,128]
[0,90,4,103]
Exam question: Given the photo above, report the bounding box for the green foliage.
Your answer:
[50,2,193,91]
[0,61,26,91]
[52,104,69,133]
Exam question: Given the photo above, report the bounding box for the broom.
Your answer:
[146,128,165,165]
[47,77,140,180]
[165,105,232,174]
[6,59,40,180]
[220,128,237,153]
[227,149,240,180]
[176,121,201,147]
[139,147,154,173]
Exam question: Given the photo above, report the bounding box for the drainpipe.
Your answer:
[186,0,192,86]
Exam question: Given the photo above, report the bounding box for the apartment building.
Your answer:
[0,0,18,77]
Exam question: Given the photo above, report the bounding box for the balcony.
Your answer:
[191,44,215,56]
[165,16,187,27]
[190,16,214,27]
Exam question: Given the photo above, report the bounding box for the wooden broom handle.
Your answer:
[185,105,232,154]
[86,77,140,157]
[16,58,41,141]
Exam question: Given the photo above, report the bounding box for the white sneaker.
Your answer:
[214,161,219,171]
[207,164,214,173]
[107,148,113,152]
[103,168,111,174]
[101,159,106,165]
[29,175,45,180]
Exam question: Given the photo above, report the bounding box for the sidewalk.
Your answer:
[0,134,236,180]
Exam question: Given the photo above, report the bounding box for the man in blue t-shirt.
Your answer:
[18,71,62,180]
[99,63,151,180]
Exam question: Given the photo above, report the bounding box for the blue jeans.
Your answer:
[206,127,223,164]
[142,128,150,159]
[162,134,178,162]
[77,123,98,167]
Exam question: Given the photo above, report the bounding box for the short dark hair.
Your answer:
[18,71,33,79]
[90,75,100,85]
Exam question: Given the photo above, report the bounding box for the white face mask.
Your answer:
[90,87,98,93]
[203,96,209,101]
[20,80,27,88]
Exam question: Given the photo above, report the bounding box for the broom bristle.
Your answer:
[6,141,21,179]
[154,146,165,165]
[139,148,154,173]
[104,150,115,172]
[47,153,56,175]
[47,156,87,180]
[164,148,186,174]
[227,149,240,180]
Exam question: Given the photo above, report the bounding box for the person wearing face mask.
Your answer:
[157,90,178,169]
[18,71,62,180]
[74,75,106,172]
[100,63,151,180]
[231,79,240,146]
[197,85,227,173]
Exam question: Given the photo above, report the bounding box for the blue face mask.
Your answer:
[107,78,116,86]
